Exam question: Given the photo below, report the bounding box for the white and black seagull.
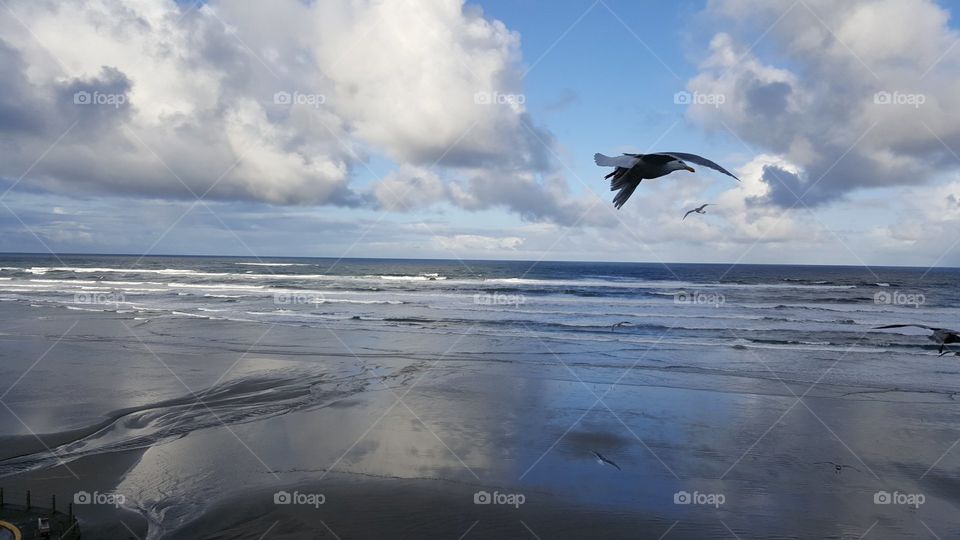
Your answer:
[594,152,739,209]
[683,203,712,221]
[874,324,960,355]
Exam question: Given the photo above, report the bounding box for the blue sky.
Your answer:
[1,0,959,266]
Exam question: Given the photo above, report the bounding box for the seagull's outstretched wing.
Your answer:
[699,203,711,211]
[656,152,740,181]
[682,209,696,221]
[594,153,640,169]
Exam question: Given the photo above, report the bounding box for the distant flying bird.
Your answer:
[814,461,861,474]
[594,152,739,209]
[611,321,634,331]
[874,324,960,355]
[683,203,711,221]
[592,451,622,471]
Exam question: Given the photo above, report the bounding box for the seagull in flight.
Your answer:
[594,152,739,209]
[683,203,712,221]
[591,451,622,471]
[813,461,861,474]
[874,324,960,355]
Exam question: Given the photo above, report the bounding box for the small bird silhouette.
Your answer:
[592,451,622,471]
[814,461,861,474]
[682,203,712,221]
[611,321,633,331]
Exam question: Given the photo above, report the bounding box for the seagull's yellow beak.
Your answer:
[685,166,695,173]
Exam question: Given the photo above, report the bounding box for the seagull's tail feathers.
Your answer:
[594,153,619,167]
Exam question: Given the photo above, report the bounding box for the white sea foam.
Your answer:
[234,262,313,267]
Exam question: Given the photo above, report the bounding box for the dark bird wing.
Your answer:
[873,324,938,331]
[655,152,740,181]
[682,209,696,221]
[610,167,642,210]
[639,153,678,166]
[595,153,643,209]
[605,167,629,180]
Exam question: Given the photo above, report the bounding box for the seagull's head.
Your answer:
[670,160,695,173]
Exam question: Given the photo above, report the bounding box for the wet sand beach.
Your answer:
[1,258,959,538]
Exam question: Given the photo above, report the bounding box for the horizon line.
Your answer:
[0,251,956,271]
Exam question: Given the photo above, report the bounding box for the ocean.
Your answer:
[0,254,958,538]
[1,254,956,355]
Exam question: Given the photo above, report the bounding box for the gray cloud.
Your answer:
[0,0,593,227]
[687,0,960,207]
